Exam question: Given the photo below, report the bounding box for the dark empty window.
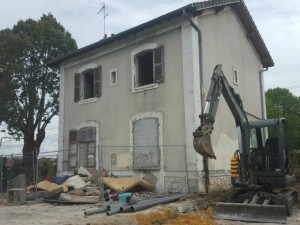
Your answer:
[74,66,102,102]
[134,45,164,88]
[138,51,154,86]
[83,70,94,99]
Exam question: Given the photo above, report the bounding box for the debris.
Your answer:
[143,172,158,186]
[43,187,65,199]
[103,177,153,192]
[64,175,87,189]
[68,184,100,197]
[118,192,132,204]
[27,180,68,192]
[53,176,69,184]
[77,166,91,177]
[104,189,118,201]
[58,193,99,204]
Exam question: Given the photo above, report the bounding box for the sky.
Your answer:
[0,0,299,155]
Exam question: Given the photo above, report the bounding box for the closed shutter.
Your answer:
[153,45,164,83]
[74,73,81,102]
[69,129,77,168]
[77,129,86,142]
[94,66,102,97]
[86,127,96,141]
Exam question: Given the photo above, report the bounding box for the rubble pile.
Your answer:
[22,167,157,205]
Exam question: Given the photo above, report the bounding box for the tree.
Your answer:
[0,14,77,183]
[266,88,300,149]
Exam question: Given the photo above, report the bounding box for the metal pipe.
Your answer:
[120,205,132,213]
[106,208,121,216]
[107,203,122,211]
[84,208,107,216]
[259,68,268,120]
[130,193,188,212]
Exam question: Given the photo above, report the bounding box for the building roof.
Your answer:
[48,0,274,68]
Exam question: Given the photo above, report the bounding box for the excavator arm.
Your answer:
[193,64,250,185]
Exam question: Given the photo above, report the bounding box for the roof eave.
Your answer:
[232,0,274,68]
[47,4,195,67]
[48,0,274,69]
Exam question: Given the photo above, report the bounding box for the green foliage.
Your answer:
[266,88,300,149]
[0,14,77,150]
[0,14,77,183]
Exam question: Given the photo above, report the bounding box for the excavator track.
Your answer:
[213,188,298,224]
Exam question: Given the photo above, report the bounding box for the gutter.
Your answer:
[183,10,209,193]
[259,68,268,119]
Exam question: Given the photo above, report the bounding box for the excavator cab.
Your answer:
[247,119,296,188]
[228,118,296,190]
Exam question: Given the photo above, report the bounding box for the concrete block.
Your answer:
[7,188,27,204]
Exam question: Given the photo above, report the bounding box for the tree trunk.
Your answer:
[22,129,45,185]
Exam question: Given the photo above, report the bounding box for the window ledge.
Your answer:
[78,98,97,105]
[132,83,158,93]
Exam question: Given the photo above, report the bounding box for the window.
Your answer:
[137,50,154,86]
[233,67,239,85]
[74,66,102,102]
[131,44,164,92]
[68,127,96,169]
[110,69,118,86]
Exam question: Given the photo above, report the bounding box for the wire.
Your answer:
[286,85,300,90]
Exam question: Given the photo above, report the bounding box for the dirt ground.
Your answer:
[0,189,300,225]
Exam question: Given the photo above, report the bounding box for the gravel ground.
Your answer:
[0,191,299,225]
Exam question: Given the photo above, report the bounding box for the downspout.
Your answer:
[259,68,268,120]
[183,10,209,193]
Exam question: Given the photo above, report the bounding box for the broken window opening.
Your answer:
[74,65,102,102]
[132,44,164,91]
[137,50,154,86]
[83,69,94,99]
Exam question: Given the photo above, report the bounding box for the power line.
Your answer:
[286,85,300,90]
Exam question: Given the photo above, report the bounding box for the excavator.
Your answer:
[193,64,298,223]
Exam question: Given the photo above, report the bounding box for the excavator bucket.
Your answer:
[213,202,287,224]
[193,130,216,159]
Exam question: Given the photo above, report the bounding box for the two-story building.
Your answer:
[49,0,273,193]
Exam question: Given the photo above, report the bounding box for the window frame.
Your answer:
[233,67,239,85]
[129,112,164,171]
[74,63,102,104]
[110,68,118,86]
[131,43,164,93]
[68,127,96,170]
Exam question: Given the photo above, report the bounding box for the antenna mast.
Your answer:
[97,3,109,37]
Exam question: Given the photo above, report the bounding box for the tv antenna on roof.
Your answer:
[97,3,109,38]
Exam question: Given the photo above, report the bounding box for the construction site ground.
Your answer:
[0,184,299,225]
